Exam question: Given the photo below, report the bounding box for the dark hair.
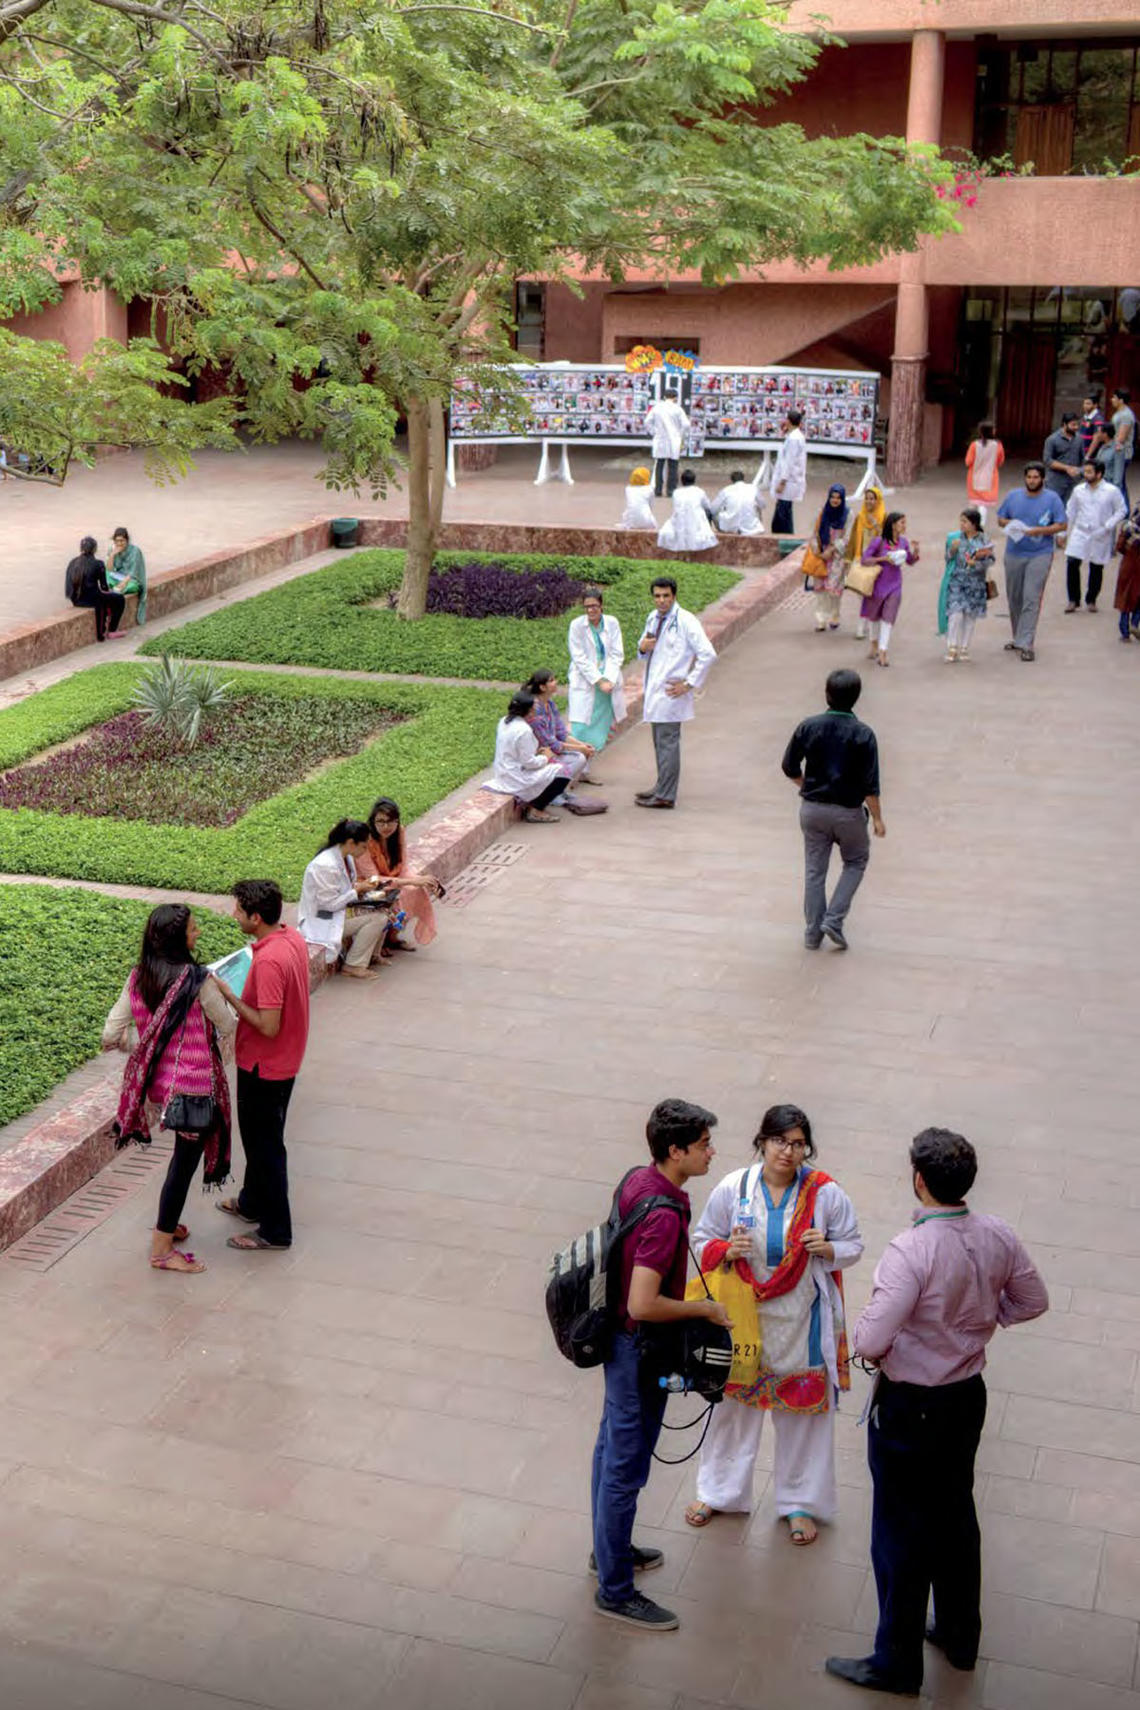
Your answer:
[752,1103,815,1159]
[825,667,862,712]
[680,470,696,486]
[232,878,283,925]
[369,796,401,828]
[1083,459,1100,476]
[583,588,605,606]
[1084,391,1100,406]
[1023,461,1046,478]
[80,535,97,555]
[786,408,803,427]
[910,1127,977,1204]
[646,1098,717,1164]
[961,506,983,532]
[505,689,536,723]
[524,668,555,694]
[977,421,995,442]
[113,525,130,541]
[651,576,677,595]
[320,818,370,852]
[882,510,905,544]
[368,797,402,863]
[135,903,196,1013]
[730,469,745,483]
[1113,386,1131,404]
[1060,412,1079,427]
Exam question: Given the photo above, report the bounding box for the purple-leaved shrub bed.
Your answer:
[0,694,402,828]
[424,562,585,620]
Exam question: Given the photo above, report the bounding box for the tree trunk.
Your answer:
[397,394,443,620]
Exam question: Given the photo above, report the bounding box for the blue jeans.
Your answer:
[591,1331,668,1603]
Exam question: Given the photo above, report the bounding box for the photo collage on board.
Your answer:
[686,371,877,446]
[449,369,654,439]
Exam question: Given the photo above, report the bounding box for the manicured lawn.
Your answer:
[0,665,503,897]
[0,886,243,1128]
[139,549,740,680]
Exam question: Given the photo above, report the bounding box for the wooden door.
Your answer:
[1014,105,1075,174]
[998,328,1057,450]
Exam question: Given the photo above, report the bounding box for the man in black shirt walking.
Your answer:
[782,669,884,951]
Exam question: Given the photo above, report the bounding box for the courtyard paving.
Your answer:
[1,513,1139,1707]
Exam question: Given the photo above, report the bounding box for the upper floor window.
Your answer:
[974,40,1140,175]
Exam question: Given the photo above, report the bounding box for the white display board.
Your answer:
[447,361,881,490]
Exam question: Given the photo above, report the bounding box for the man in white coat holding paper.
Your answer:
[645,387,690,499]
[636,576,716,809]
[771,409,807,534]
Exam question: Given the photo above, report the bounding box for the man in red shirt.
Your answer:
[591,1099,731,1633]
[212,879,311,1251]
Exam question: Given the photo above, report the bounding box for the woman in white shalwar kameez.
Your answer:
[657,471,717,553]
[686,1104,862,1545]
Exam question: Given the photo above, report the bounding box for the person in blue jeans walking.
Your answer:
[591,1099,731,1632]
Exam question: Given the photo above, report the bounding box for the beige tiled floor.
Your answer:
[3,511,1140,1707]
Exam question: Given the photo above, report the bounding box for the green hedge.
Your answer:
[0,665,503,898]
[140,549,740,681]
[0,885,243,1128]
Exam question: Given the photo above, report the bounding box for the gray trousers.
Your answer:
[1004,550,1051,651]
[651,722,682,802]
[800,801,870,935]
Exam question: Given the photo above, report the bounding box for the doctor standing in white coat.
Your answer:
[771,408,808,535]
[645,387,690,499]
[297,819,390,981]
[635,576,716,809]
[567,588,626,762]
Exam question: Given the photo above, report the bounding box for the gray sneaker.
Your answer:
[595,1589,679,1631]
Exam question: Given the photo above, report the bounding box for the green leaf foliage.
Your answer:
[0,886,243,1128]
[0,666,503,897]
[141,550,740,680]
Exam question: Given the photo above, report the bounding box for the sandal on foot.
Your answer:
[523,808,560,823]
[786,1511,818,1545]
[217,1199,257,1223]
[151,1249,206,1274]
[172,1223,190,1242]
[226,1232,290,1251]
[684,1501,717,1529]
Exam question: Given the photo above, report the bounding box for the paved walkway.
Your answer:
[2,544,1140,1708]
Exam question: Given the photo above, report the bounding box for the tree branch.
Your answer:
[396,4,549,32]
[86,0,236,73]
[0,0,51,47]
[247,199,330,290]
[548,0,576,67]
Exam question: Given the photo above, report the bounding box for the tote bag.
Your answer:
[685,1264,761,1389]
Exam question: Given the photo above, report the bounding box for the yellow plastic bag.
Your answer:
[686,1264,762,1389]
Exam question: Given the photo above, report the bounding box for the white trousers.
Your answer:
[868,618,894,653]
[696,1397,837,1521]
[813,589,841,627]
[946,611,976,652]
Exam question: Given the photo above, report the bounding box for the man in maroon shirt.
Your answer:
[212,879,312,1251]
[826,1128,1048,1697]
[591,1099,731,1633]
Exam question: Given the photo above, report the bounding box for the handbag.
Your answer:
[801,545,827,582]
[844,560,881,598]
[159,1007,216,1134]
[985,578,998,601]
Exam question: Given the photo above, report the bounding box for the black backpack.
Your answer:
[546,1168,683,1368]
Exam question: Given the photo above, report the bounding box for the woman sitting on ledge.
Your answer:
[356,797,441,952]
[523,668,596,801]
[65,535,126,643]
[297,819,389,980]
[107,526,148,625]
[485,689,568,823]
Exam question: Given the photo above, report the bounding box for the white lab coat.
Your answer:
[638,601,716,724]
[645,398,690,460]
[711,479,765,535]
[1065,480,1127,563]
[567,613,627,725]
[657,485,717,552]
[771,428,807,503]
[620,485,657,530]
[486,716,564,801]
[298,846,360,964]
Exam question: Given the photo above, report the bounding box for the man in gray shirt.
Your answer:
[1043,412,1083,501]
[1108,387,1135,510]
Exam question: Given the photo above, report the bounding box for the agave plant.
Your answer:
[131,655,232,748]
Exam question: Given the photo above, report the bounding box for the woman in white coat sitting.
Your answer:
[685,1103,862,1546]
[657,469,718,553]
[567,588,626,756]
[619,466,657,531]
[485,690,568,824]
[297,819,390,981]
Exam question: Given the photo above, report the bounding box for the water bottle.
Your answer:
[659,1374,688,1393]
[733,1179,756,1239]
[391,909,407,933]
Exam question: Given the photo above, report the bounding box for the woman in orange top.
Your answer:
[964,421,1005,515]
[357,798,441,951]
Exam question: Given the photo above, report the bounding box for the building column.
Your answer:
[887,29,944,488]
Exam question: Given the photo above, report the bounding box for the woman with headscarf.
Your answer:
[844,484,885,639]
[1113,503,1140,642]
[807,484,849,632]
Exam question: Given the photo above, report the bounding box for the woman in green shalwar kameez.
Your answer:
[107,527,148,624]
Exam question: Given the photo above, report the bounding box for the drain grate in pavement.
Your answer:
[1,1138,172,1273]
[779,586,814,610]
[444,842,529,908]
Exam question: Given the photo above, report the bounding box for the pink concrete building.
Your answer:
[524,3,1140,481]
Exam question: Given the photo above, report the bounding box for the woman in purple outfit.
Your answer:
[860,511,920,668]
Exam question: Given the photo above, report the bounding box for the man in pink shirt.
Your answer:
[826,1128,1048,1698]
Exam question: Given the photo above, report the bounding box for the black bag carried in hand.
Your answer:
[638,1315,734,1403]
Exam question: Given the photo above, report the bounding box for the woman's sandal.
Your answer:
[151,1249,206,1274]
[786,1511,818,1546]
[172,1223,189,1242]
[684,1501,717,1528]
[226,1232,290,1251]
[217,1198,257,1223]
[523,808,559,823]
